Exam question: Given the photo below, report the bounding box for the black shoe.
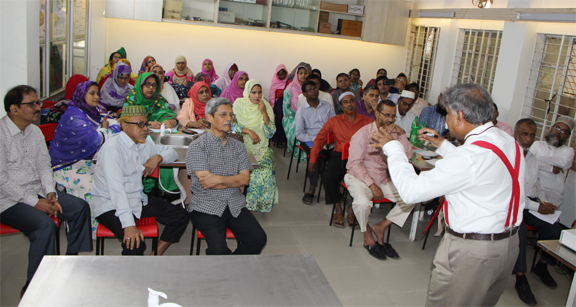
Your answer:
[381,243,399,259]
[515,277,537,306]
[302,193,314,205]
[364,243,387,260]
[20,280,30,298]
[533,262,557,289]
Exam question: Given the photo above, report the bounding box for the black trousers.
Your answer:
[300,143,326,187]
[189,207,267,255]
[0,190,92,282]
[512,209,562,274]
[96,193,189,255]
[322,152,347,204]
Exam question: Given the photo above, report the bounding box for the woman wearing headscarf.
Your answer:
[213,63,238,92]
[99,62,133,113]
[138,56,156,75]
[232,79,278,213]
[50,81,118,238]
[269,64,288,106]
[283,62,311,157]
[123,72,177,129]
[201,59,218,84]
[46,74,88,123]
[220,71,249,104]
[177,81,211,129]
[150,64,181,113]
[166,55,194,85]
[96,47,126,84]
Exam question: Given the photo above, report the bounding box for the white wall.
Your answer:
[88,0,107,81]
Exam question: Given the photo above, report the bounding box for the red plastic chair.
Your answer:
[39,123,58,148]
[95,217,159,255]
[191,226,236,255]
[41,101,57,109]
[1,216,61,254]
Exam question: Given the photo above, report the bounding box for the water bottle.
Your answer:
[409,116,421,147]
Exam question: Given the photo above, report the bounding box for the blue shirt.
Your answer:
[92,132,178,228]
[295,100,335,143]
[420,105,449,136]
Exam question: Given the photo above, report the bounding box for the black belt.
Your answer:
[446,227,518,241]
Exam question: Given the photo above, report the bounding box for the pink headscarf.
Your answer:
[213,63,238,92]
[287,63,311,112]
[220,71,248,104]
[269,64,288,106]
[201,59,218,84]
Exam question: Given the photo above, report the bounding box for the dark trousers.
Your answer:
[96,193,189,255]
[0,190,92,282]
[189,207,267,255]
[513,209,562,274]
[300,143,326,187]
[322,152,347,204]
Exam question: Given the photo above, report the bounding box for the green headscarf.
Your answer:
[123,72,176,123]
[116,47,127,59]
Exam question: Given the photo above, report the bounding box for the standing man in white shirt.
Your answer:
[371,84,525,306]
[394,90,417,134]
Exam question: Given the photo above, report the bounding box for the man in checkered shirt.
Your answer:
[186,97,267,255]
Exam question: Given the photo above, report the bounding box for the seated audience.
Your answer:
[138,56,156,75]
[178,82,211,129]
[406,82,429,117]
[92,105,188,256]
[330,73,361,115]
[310,68,332,92]
[186,97,267,255]
[96,47,126,84]
[345,100,413,260]
[151,64,180,113]
[309,92,373,227]
[365,68,387,88]
[349,68,363,95]
[356,84,379,120]
[1,85,92,294]
[119,58,139,80]
[214,63,239,93]
[376,76,400,104]
[269,64,288,105]
[232,80,278,213]
[493,103,513,136]
[99,62,133,113]
[165,55,194,85]
[295,80,336,204]
[297,74,334,111]
[283,63,311,157]
[201,58,218,84]
[46,74,88,123]
[394,90,417,133]
[419,93,449,137]
[389,73,408,94]
[220,71,249,103]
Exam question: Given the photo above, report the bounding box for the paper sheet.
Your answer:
[528,210,562,225]
[185,128,206,134]
[419,151,441,158]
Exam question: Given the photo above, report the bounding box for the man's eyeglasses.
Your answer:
[553,125,570,135]
[143,82,158,89]
[21,100,43,108]
[378,110,396,120]
[125,121,150,128]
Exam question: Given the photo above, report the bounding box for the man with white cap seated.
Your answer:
[394,90,417,133]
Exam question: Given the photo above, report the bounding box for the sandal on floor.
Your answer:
[332,213,344,228]
[302,193,314,205]
[347,213,359,228]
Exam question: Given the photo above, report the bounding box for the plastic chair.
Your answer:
[0,216,61,254]
[287,138,307,181]
[95,217,159,255]
[39,123,58,148]
[421,200,444,250]
[40,101,57,110]
[190,225,236,255]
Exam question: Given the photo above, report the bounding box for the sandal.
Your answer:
[347,213,359,228]
[302,193,314,205]
[332,213,344,228]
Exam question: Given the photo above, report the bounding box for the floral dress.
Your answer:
[282,89,306,162]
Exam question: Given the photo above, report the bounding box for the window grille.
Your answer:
[405,25,440,101]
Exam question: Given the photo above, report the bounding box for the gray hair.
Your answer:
[205,97,232,117]
[442,84,494,125]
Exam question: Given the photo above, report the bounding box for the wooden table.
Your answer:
[19,255,342,307]
[405,148,437,241]
[537,240,576,306]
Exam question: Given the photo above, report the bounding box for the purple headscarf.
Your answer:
[68,81,102,121]
[220,71,248,104]
[100,62,133,108]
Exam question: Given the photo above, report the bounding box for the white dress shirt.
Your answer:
[523,151,540,212]
[383,123,525,234]
[395,109,416,135]
[92,132,177,228]
[295,100,335,143]
[378,93,400,105]
[297,91,334,111]
[529,141,574,208]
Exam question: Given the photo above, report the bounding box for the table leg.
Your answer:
[172,167,186,208]
[567,275,576,307]
[409,203,421,242]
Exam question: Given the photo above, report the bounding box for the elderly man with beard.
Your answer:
[344,100,413,260]
[395,90,417,133]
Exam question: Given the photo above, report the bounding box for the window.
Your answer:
[452,29,502,93]
[405,25,440,101]
[39,0,89,98]
[522,34,576,169]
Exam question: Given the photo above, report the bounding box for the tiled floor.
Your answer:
[1,145,573,306]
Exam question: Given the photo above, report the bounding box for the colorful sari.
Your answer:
[283,63,310,160]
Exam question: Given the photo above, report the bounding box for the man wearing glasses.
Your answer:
[394,90,417,134]
[344,100,413,260]
[92,105,189,256]
[0,85,93,295]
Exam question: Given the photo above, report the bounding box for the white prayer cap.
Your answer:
[338,91,355,102]
[555,115,576,132]
[400,90,415,100]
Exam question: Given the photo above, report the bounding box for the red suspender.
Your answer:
[472,141,521,227]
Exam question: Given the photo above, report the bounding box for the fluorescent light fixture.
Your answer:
[418,11,455,18]
[517,13,576,22]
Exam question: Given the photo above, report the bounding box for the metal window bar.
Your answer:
[405,25,440,101]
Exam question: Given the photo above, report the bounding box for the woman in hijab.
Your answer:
[96,47,126,84]
[166,55,194,85]
[213,63,238,92]
[232,79,278,213]
[99,62,133,113]
[220,71,249,103]
[269,64,288,106]
[201,59,218,83]
[138,56,157,75]
[150,64,181,113]
[283,62,311,156]
[177,81,211,129]
[123,72,177,129]
[46,74,88,123]
[50,81,118,238]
